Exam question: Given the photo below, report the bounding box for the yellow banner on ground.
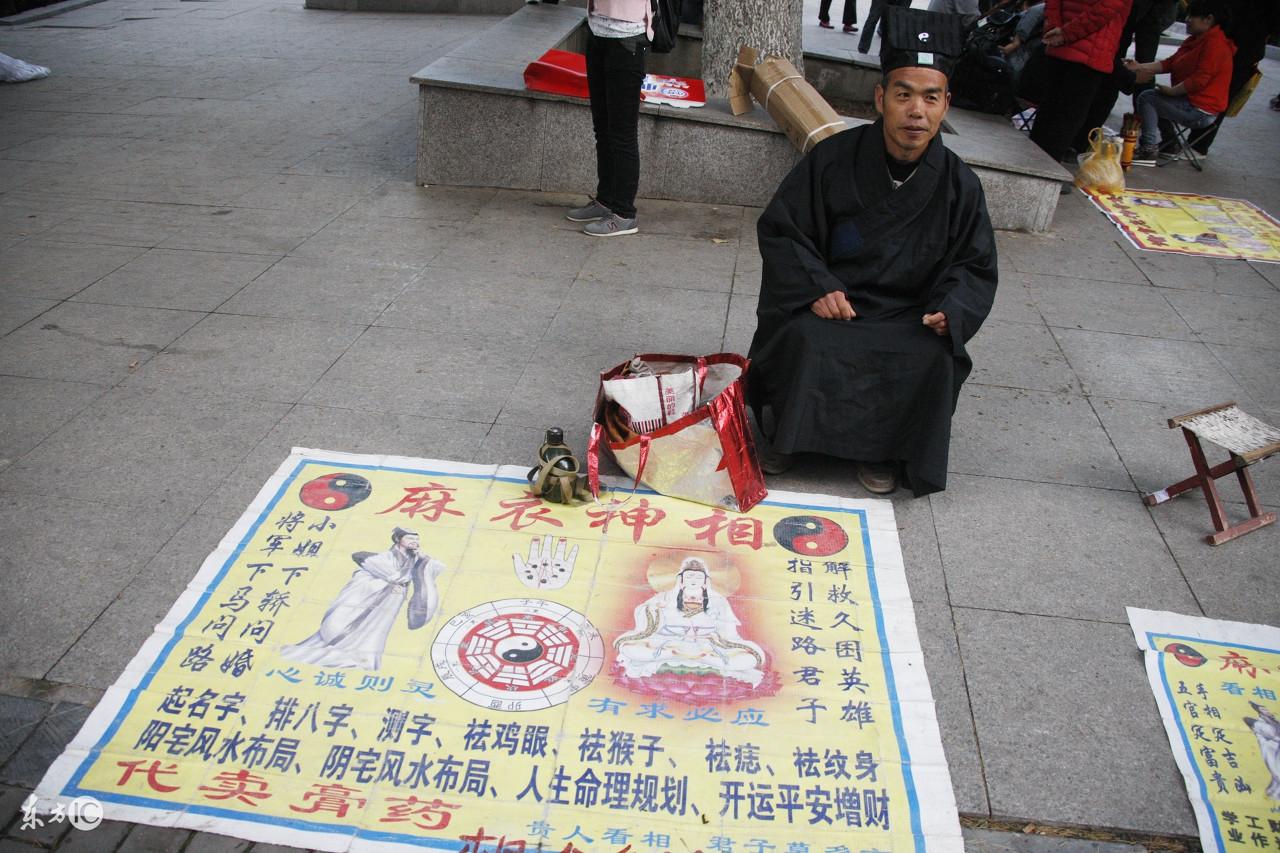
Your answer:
[1086,188,1280,263]
[35,449,960,853]
[1130,608,1280,853]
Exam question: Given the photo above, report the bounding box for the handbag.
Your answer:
[1074,127,1125,194]
[588,353,767,512]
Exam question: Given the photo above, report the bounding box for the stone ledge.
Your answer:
[412,3,1069,230]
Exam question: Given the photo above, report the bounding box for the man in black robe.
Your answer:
[748,7,998,497]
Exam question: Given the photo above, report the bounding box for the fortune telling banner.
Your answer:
[1129,608,1280,853]
[34,449,961,852]
[1085,188,1280,263]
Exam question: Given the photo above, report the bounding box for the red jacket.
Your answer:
[1160,25,1236,114]
[1045,0,1132,73]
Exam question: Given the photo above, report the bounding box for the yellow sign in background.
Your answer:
[36,450,960,852]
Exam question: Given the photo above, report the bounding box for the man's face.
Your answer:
[875,67,951,162]
[398,533,420,552]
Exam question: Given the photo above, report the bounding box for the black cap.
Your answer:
[879,6,965,79]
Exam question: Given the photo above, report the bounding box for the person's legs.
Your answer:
[585,34,615,210]
[858,0,884,52]
[818,0,834,24]
[595,37,646,221]
[1029,57,1104,163]
[841,0,858,27]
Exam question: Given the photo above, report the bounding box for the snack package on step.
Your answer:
[590,353,768,512]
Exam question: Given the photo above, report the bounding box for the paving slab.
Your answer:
[493,339,642,431]
[0,491,186,680]
[72,248,278,313]
[1120,244,1280,297]
[1147,494,1280,627]
[580,231,737,293]
[220,255,419,326]
[915,599,990,817]
[955,607,1198,836]
[1025,274,1196,341]
[1206,342,1280,411]
[0,239,147,300]
[949,386,1132,490]
[375,264,573,341]
[0,697,47,771]
[1162,288,1280,351]
[997,233,1147,286]
[983,273,1043,327]
[52,819,133,853]
[301,325,528,423]
[546,278,730,355]
[0,703,90,789]
[1053,328,1255,410]
[0,377,108,470]
[0,301,204,385]
[930,474,1197,623]
[0,385,289,512]
[343,181,495,222]
[117,824,192,853]
[966,320,1080,395]
[0,295,56,337]
[123,313,366,403]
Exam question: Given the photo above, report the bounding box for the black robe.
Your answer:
[748,120,998,497]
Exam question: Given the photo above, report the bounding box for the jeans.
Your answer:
[586,33,647,220]
[1134,88,1215,148]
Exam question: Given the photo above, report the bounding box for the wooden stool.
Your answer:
[1143,402,1280,545]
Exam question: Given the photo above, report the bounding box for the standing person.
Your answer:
[565,0,654,237]
[858,0,910,53]
[1127,0,1235,164]
[1027,0,1131,165]
[1192,0,1279,155]
[819,0,859,33]
[749,7,998,497]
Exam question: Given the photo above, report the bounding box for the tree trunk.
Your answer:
[701,0,803,98]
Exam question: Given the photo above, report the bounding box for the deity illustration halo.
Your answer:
[644,551,741,595]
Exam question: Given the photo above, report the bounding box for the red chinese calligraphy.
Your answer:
[197,769,272,807]
[377,484,465,523]
[489,492,564,531]
[115,760,180,793]
[458,827,526,853]
[288,783,367,818]
[379,795,461,830]
[586,498,666,544]
[1219,651,1271,679]
[686,509,763,550]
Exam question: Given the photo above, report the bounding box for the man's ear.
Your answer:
[874,84,885,116]
[944,89,953,110]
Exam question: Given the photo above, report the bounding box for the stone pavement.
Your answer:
[0,0,1278,849]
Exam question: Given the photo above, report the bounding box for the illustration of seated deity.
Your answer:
[612,557,776,701]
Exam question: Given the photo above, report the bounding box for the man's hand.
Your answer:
[1042,26,1065,47]
[922,311,949,336]
[811,291,856,321]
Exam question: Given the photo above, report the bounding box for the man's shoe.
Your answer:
[757,445,794,475]
[583,213,638,237]
[843,23,858,32]
[818,19,833,28]
[856,461,898,495]
[566,198,610,222]
[1130,144,1159,166]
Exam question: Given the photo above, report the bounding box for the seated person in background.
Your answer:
[748,7,998,497]
[1126,0,1234,164]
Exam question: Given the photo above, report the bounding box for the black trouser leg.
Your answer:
[819,0,833,21]
[842,0,857,26]
[1029,56,1106,163]
[585,34,646,220]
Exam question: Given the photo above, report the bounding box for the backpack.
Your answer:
[649,0,683,53]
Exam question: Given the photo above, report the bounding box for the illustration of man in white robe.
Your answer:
[614,557,766,687]
[279,527,444,670]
